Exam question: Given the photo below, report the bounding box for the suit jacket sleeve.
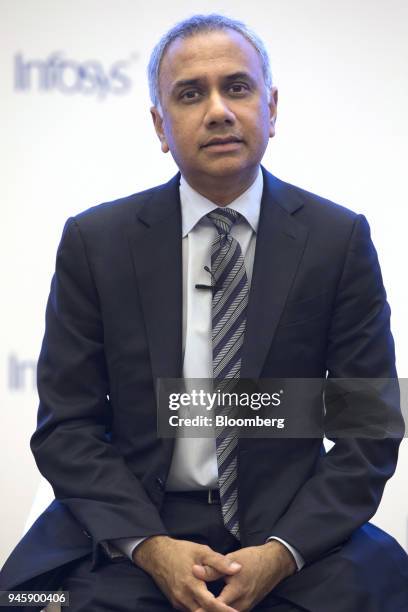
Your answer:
[271,213,404,563]
[30,217,168,572]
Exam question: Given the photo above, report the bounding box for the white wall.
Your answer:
[1,0,407,566]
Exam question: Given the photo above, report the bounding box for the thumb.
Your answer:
[192,563,223,582]
[201,551,242,577]
[193,558,242,582]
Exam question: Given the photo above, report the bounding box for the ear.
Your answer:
[150,106,169,153]
[268,87,278,138]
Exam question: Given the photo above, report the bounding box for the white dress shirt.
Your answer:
[110,167,304,570]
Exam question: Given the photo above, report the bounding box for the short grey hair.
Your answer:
[148,13,273,108]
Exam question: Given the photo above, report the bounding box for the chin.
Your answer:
[204,159,254,177]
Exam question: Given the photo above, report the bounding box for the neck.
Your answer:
[183,166,260,206]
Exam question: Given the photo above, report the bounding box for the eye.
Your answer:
[228,82,250,95]
[180,89,201,102]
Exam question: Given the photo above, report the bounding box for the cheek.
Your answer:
[256,109,274,143]
[168,132,190,156]
[242,105,271,141]
[163,125,196,168]
[164,118,190,148]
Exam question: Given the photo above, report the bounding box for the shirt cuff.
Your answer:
[267,537,305,571]
[109,537,148,562]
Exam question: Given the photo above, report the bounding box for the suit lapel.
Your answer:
[128,168,309,385]
[240,168,309,378]
[127,173,183,383]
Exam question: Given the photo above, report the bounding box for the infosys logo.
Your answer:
[14,52,139,99]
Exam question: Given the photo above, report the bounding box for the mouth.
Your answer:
[201,136,244,152]
[201,136,243,148]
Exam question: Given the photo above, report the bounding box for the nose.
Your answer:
[204,91,236,127]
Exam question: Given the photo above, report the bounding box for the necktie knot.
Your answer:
[207,208,240,237]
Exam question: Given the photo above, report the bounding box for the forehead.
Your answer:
[159,29,264,87]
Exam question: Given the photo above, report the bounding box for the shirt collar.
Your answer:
[179,167,263,238]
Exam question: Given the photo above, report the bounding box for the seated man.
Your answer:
[1,13,407,612]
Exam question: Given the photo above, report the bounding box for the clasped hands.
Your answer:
[133,535,296,612]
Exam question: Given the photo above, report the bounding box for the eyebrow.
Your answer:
[171,71,257,94]
[224,71,256,85]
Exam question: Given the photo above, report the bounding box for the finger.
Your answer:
[192,601,239,612]
[193,582,239,612]
[216,581,243,606]
[193,608,239,612]
[201,551,242,576]
[194,607,239,612]
[192,563,224,582]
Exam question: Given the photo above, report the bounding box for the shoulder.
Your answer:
[263,169,366,244]
[75,179,173,228]
[266,171,358,221]
[60,174,179,244]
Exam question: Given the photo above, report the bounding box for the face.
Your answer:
[151,29,278,189]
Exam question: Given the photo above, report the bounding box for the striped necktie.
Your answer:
[207,207,249,540]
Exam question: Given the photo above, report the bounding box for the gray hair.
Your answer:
[148,13,273,109]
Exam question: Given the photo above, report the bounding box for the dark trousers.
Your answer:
[60,492,306,611]
[9,492,408,612]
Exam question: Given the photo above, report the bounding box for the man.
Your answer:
[1,13,407,612]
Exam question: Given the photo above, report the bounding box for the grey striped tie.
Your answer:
[207,208,249,540]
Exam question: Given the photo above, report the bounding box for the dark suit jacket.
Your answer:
[0,167,403,592]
